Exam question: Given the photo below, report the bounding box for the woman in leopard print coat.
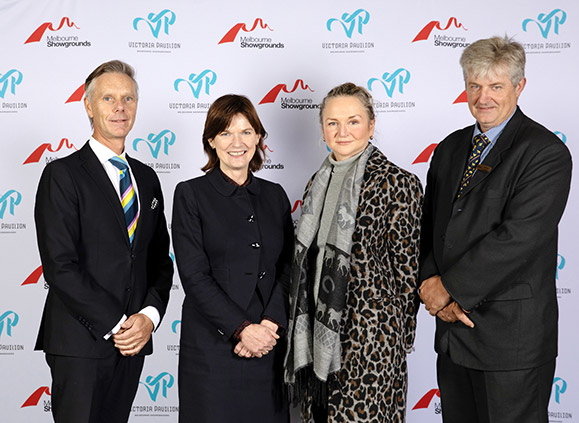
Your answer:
[285,83,423,422]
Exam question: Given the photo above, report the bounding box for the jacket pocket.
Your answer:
[486,283,532,301]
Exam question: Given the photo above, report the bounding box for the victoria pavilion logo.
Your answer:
[326,9,370,38]
[0,311,19,338]
[0,69,23,99]
[133,130,176,159]
[133,9,176,38]
[523,9,566,39]
[140,372,175,402]
[0,190,21,219]
[174,70,217,98]
[368,69,411,98]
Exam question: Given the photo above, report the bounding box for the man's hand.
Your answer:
[113,313,154,356]
[238,323,278,358]
[420,275,452,316]
[437,301,475,328]
[233,341,254,358]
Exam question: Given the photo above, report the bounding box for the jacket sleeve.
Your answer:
[172,181,249,339]
[34,162,124,338]
[386,173,423,352]
[142,173,173,324]
[262,184,294,328]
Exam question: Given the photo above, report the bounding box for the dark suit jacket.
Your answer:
[34,142,173,358]
[172,170,293,421]
[420,107,572,371]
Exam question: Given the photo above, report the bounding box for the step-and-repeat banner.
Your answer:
[1,1,576,421]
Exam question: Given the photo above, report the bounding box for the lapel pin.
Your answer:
[476,164,492,173]
[151,198,159,210]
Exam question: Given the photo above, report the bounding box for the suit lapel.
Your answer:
[457,108,523,199]
[79,142,131,248]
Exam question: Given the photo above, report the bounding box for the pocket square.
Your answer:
[151,198,159,210]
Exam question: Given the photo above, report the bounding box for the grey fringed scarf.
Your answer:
[284,144,375,400]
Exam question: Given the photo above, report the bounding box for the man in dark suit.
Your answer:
[34,60,173,422]
[420,36,572,423]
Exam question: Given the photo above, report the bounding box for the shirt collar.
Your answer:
[472,108,517,145]
[89,137,127,165]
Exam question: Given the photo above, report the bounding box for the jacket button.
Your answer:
[251,242,261,249]
[247,215,255,222]
[259,271,266,279]
[217,329,224,336]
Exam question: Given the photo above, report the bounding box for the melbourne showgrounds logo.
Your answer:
[21,386,51,412]
[412,17,469,48]
[23,138,78,165]
[368,68,416,113]
[259,80,317,111]
[169,70,217,114]
[218,18,284,49]
[412,388,441,415]
[132,130,181,174]
[322,9,375,52]
[21,265,46,288]
[24,17,91,48]
[520,9,570,54]
[129,9,181,52]
[0,69,27,113]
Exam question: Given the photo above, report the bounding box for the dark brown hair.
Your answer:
[202,94,267,173]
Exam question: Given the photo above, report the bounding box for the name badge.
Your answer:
[476,164,492,173]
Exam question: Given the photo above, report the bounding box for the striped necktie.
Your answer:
[457,134,491,198]
[109,156,139,244]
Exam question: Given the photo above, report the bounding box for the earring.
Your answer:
[370,135,374,140]
[322,138,326,143]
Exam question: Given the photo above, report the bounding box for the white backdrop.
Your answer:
[1,1,576,421]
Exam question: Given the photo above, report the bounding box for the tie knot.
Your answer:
[109,156,129,171]
[474,134,490,147]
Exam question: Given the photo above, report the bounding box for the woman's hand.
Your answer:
[237,323,279,357]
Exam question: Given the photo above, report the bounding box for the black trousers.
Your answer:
[46,352,145,423]
[437,352,555,423]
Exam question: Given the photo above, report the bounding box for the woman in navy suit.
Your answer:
[172,95,293,422]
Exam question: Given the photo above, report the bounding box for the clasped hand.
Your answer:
[234,320,279,359]
[420,275,474,328]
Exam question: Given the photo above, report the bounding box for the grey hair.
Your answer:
[459,35,526,87]
[84,60,138,102]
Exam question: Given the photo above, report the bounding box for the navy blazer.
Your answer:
[172,169,293,342]
[420,108,572,371]
[34,142,173,358]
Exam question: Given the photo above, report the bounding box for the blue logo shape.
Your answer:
[0,190,22,219]
[174,70,217,98]
[140,372,174,401]
[552,377,567,404]
[554,131,567,144]
[0,69,23,99]
[523,9,566,39]
[556,254,565,280]
[368,68,411,98]
[133,9,176,38]
[0,311,19,338]
[133,130,176,159]
[326,9,370,38]
[171,320,181,334]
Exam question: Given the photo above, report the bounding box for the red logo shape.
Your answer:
[21,387,51,407]
[21,266,43,286]
[23,138,78,165]
[412,388,440,410]
[453,90,468,104]
[218,18,273,44]
[413,143,438,164]
[263,144,274,153]
[259,80,314,105]
[412,17,467,42]
[291,200,302,214]
[66,84,85,103]
[25,17,79,44]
